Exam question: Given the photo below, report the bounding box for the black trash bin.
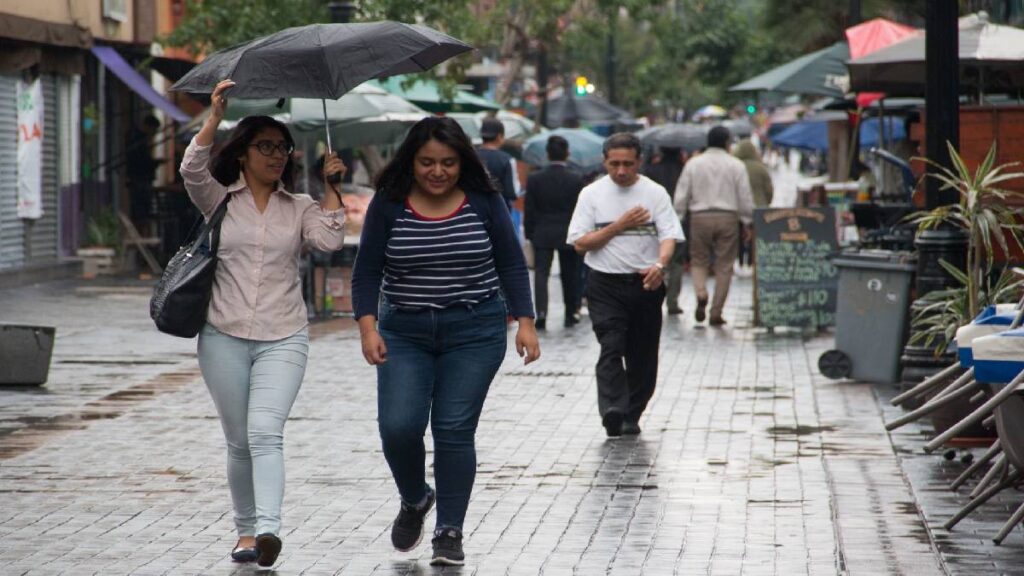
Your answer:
[818,250,916,384]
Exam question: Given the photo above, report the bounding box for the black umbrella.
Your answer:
[640,123,709,152]
[171,21,473,150]
[544,94,631,128]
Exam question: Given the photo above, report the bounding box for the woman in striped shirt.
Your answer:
[352,116,540,566]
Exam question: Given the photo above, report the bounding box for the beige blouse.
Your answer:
[180,138,345,341]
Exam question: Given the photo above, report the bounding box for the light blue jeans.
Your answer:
[197,324,309,537]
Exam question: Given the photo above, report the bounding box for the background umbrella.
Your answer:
[219,83,428,147]
[640,123,709,152]
[729,42,851,98]
[847,11,1024,97]
[372,75,499,113]
[543,94,631,129]
[692,105,729,121]
[523,128,606,173]
[171,21,472,151]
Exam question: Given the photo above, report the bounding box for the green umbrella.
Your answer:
[729,41,850,98]
[372,75,500,113]
[220,83,429,147]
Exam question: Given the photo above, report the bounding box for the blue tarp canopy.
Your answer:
[771,117,906,151]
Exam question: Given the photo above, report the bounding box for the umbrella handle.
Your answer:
[322,99,333,154]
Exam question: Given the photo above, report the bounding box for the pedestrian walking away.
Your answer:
[351,116,540,566]
[475,117,521,211]
[524,135,585,330]
[674,126,754,326]
[567,132,684,438]
[642,146,689,315]
[180,80,347,568]
[733,138,773,274]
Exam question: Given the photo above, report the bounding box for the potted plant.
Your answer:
[908,142,1024,436]
[77,209,120,278]
[909,141,1024,348]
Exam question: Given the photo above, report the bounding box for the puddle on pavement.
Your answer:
[0,367,200,460]
[766,424,836,436]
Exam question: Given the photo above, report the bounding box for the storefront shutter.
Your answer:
[0,74,23,270]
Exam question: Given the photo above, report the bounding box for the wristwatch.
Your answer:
[653,262,665,271]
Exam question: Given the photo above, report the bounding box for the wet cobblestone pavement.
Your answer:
[0,275,1018,574]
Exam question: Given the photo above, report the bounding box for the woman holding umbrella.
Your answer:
[181,80,346,567]
[352,116,540,565]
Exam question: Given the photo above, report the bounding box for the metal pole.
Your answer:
[605,7,617,106]
[924,0,960,209]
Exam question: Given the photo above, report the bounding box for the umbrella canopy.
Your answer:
[720,118,754,138]
[171,22,472,99]
[543,94,631,128]
[448,110,546,144]
[692,105,728,121]
[771,116,906,151]
[217,83,429,147]
[221,83,427,128]
[372,76,499,113]
[730,41,851,98]
[523,128,606,173]
[845,18,919,107]
[848,12,1024,96]
[640,123,709,152]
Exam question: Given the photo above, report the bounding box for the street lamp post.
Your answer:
[328,1,357,23]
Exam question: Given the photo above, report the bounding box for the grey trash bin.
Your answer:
[0,324,56,385]
[818,250,916,384]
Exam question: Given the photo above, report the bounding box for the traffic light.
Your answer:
[746,104,757,115]
[575,76,588,95]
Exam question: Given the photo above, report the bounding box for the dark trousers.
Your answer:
[586,270,665,423]
[533,246,580,320]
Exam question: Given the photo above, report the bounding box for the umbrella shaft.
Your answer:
[322,99,333,153]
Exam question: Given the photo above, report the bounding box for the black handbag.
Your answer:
[150,196,230,338]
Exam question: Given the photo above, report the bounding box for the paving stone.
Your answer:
[0,273,966,575]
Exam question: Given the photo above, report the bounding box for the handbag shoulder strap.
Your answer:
[187,195,230,255]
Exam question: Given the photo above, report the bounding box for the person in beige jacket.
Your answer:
[673,126,754,326]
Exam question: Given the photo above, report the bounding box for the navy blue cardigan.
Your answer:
[351,190,535,320]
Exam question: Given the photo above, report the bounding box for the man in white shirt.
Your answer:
[674,126,755,326]
[567,133,685,437]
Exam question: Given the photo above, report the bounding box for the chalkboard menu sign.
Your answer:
[754,207,839,328]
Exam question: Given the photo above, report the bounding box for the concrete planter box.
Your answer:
[76,247,117,278]
[0,324,56,385]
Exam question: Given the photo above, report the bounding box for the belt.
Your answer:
[590,270,644,283]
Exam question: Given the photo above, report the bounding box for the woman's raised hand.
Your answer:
[209,79,236,120]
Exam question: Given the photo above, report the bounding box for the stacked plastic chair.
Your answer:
[941,322,1024,543]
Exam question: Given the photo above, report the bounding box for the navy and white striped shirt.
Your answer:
[381,199,500,309]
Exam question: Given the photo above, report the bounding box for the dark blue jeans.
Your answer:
[376,293,508,530]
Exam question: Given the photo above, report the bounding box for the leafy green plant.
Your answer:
[910,262,1023,354]
[909,142,1024,321]
[85,209,120,249]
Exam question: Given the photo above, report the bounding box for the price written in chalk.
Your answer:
[754,208,839,329]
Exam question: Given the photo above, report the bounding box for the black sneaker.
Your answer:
[430,528,465,566]
[622,419,641,435]
[602,409,623,438]
[254,533,282,568]
[391,488,435,552]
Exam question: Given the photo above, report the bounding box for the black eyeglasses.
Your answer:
[250,141,294,157]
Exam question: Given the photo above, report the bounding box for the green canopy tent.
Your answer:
[729,41,851,98]
[372,75,500,113]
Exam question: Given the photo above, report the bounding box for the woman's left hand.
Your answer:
[515,319,541,365]
[323,152,347,182]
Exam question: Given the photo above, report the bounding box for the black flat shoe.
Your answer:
[255,533,282,567]
[231,545,258,563]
